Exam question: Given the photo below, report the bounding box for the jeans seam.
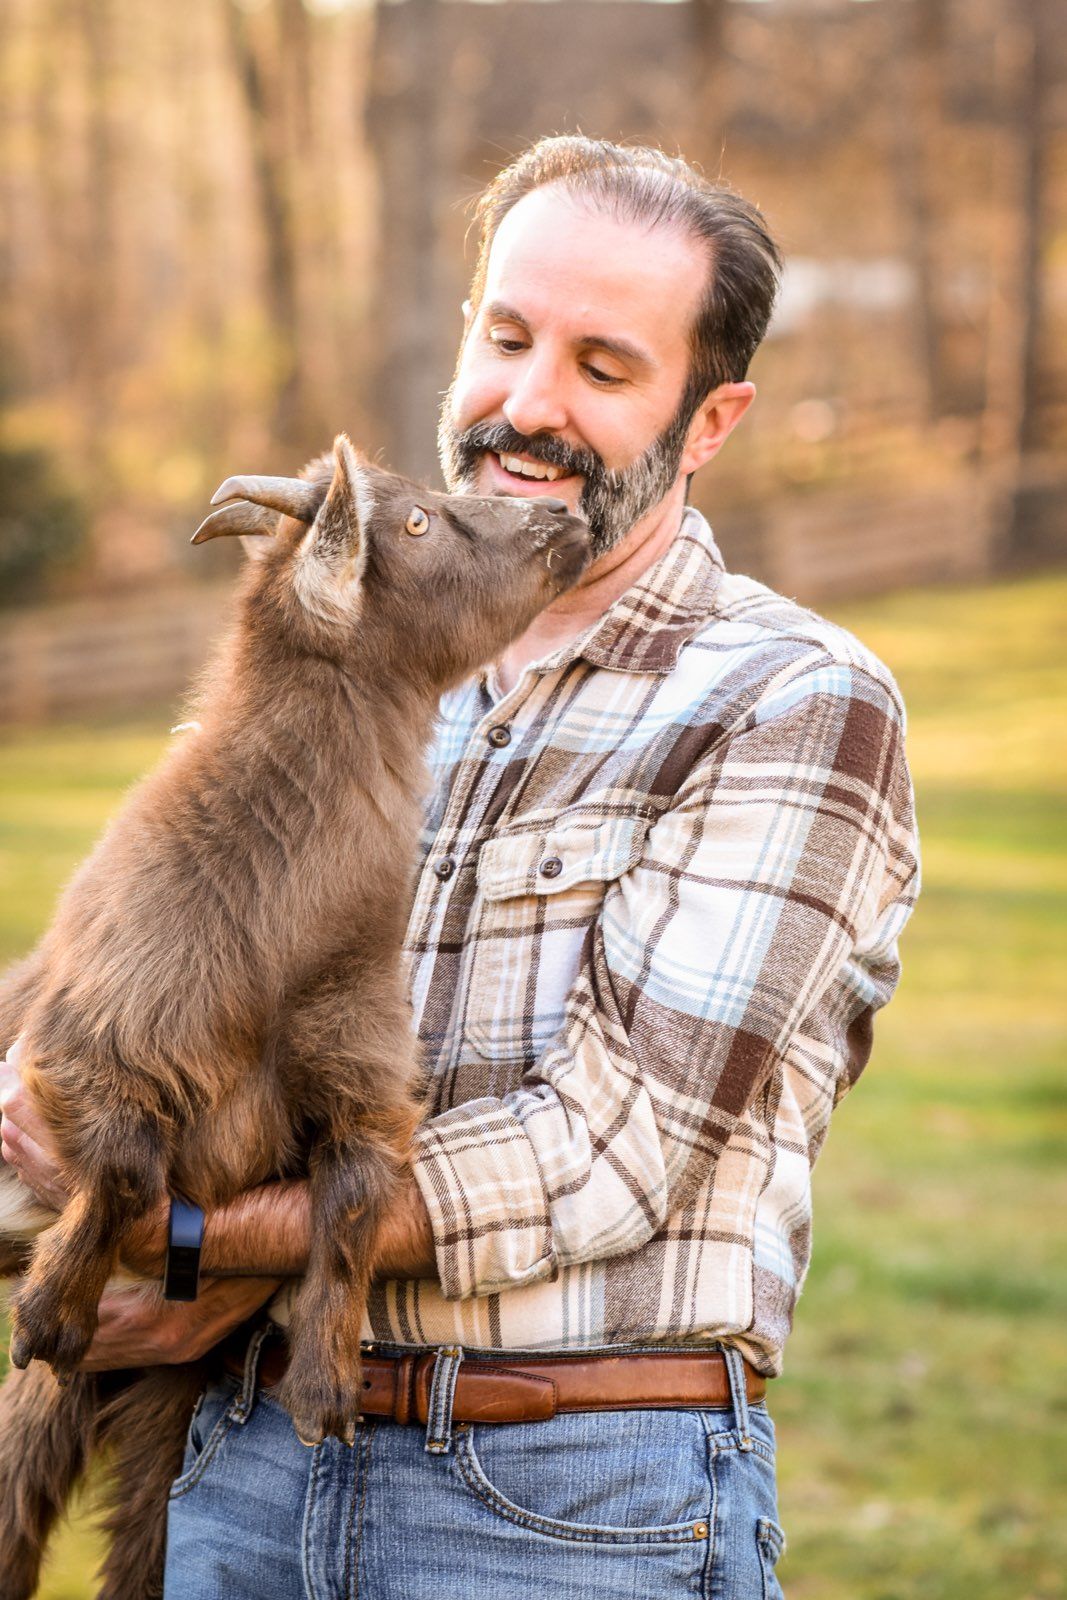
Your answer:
[167,1403,239,1500]
[453,1430,706,1547]
[346,1423,376,1600]
[697,1412,717,1600]
[757,1516,786,1600]
[301,1443,326,1600]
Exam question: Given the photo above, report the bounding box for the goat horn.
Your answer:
[209,475,321,522]
[191,501,279,544]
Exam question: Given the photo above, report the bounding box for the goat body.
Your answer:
[0,435,589,1597]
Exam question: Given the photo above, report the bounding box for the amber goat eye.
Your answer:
[405,507,430,536]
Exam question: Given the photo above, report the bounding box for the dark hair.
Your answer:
[468,135,783,418]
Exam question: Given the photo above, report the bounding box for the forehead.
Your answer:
[482,185,708,368]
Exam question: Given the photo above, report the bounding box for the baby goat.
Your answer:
[0,434,589,1598]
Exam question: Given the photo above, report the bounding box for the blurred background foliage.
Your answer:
[0,0,1064,1595]
[0,0,1064,606]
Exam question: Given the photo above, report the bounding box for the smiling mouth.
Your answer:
[489,451,576,487]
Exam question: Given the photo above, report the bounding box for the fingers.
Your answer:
[0,1034,24,1117]
[82,1277,283,1371]
[0,1046,68,1208]
[0,1039,30,1170]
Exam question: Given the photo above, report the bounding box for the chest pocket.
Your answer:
[462,809,652,1064]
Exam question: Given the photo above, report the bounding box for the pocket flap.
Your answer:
[478,811,650,901]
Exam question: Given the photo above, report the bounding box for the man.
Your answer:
[1,137,919,1597]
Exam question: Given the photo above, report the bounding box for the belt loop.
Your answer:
[424,1345,464,1455]
[721,1344,753,1452]
[230,1323,272,1426]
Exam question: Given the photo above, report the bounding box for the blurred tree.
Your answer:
[890,0,949,423]
[223,0,302,447]
[0,439,87,605]
[690,0,729,175]
[366,0,447,485]
[981,0,1048,470]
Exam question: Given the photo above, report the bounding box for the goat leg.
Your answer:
[277,1133,408,1447]
[10,1107,167,1378]
[0,1364,98,1600]
[95,1362,209,1600]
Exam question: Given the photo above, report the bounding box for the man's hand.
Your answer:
[0,1037,69,1212]
[0,1036,437,1283]
[80,1276,283,1370]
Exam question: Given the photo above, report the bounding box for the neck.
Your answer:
[494,485,687,695]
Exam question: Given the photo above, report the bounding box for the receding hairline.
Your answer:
[473,178,717,306]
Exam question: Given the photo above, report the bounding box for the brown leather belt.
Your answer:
[224,1338,766,1427]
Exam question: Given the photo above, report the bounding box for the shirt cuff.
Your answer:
[412,1096,559,1301]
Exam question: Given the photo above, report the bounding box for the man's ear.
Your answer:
[678,382,756,478]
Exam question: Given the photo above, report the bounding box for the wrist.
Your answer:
[373,1171,436,1281]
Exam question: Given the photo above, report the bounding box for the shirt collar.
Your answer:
[539,506,727,678]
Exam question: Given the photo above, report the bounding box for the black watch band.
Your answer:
[162,1195,204,1302]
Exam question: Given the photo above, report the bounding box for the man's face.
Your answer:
[438,186,710,558]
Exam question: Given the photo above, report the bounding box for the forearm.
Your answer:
[123,1173,437,1283]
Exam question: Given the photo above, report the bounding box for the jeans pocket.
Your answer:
[757,1516,787,1599]
[452,1409,712,1546]
[168,1377,241,1500]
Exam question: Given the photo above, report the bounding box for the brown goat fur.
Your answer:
[0,434,589,1596]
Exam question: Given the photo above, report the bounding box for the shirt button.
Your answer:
[487,724,512,748]
[433,857,455,882]
[539,856,563,879]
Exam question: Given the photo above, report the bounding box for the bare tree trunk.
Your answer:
[77,0,118,436]
[889,0,947,423]
[689,0,729,179]
[222,0,301,447]
[981,0,1044,471]
[365,0,446,482]
[980,0,1047,562]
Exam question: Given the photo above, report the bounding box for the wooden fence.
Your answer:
[0,472,1061,728]
[0,586,231,726]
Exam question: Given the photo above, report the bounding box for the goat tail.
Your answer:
[0,1363,98,1600]
[94,1361,208,1600]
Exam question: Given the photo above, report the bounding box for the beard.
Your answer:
[437,381,696,560]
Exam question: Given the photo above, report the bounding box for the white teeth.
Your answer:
[497,453,562,483]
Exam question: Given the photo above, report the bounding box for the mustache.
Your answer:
[456,421,603,481]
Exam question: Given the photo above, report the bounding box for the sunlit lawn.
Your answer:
[0,571,1064,1599]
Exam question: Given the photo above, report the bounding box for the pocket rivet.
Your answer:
[694,1522,709,1539]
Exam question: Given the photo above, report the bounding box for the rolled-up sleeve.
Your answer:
[412,659,919,1301]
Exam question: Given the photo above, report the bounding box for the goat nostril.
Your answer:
[538,497,569,515]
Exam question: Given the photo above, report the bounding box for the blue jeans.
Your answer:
[164,1336,786,1599]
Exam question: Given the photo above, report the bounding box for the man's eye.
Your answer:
[489,332,527,354]
[584,363,623,387]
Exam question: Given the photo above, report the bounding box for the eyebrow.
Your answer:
[483,300,657,374]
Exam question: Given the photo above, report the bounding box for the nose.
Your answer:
[502,351,568,439]
[538,497,570,515]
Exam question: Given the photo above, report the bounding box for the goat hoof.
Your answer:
[9,1291,95,1375]
[290,1405,360,1449]
[8,1330,33,1370]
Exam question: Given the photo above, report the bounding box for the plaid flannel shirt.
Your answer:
[366,507,920,1375]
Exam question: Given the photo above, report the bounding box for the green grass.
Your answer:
[1,572,1064,1598]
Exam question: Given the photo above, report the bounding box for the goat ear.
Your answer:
[307,433,375,566]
